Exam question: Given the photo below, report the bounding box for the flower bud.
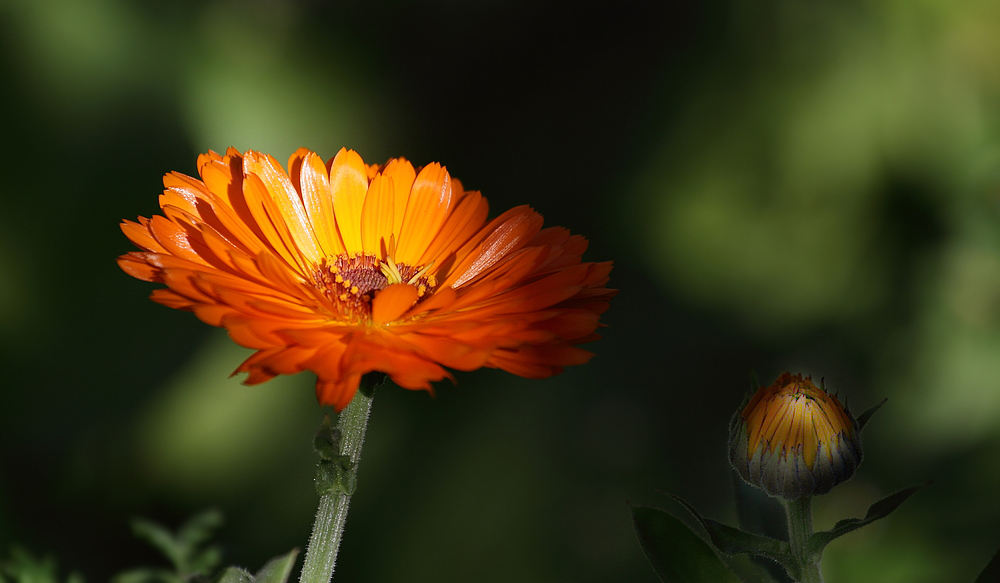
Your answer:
[729,372,862,500]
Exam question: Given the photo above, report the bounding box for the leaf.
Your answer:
[973,545,1000,583]
[731,478,793,583]
[178,509,225,548]
[727,556,788,583]
[130,519,187,571]
[178,510,224,575]
[212,568,252,583]
[855,398,887,431]
[1,547,84,583]
[667,494,797,577]
[251,550,299,583]
[110,568,179,583]
[631,505,741,583]
[124,509,224,580]
[806,484,925,557]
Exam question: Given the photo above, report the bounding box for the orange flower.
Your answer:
[119,148,615,410]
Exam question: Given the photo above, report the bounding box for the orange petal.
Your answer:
[299,151,345,257]
[360,172,395,257]
[371,283,419,324]
[244,151,322,264]
[121,218,166,253]
[380,158,415,241]
[395,163,452,265]
[241,172,306,273]
[329,148,369,254]
[150,288,195,309]
[449,209,544,288]
[118,254,158,281]
[416,190,489,266]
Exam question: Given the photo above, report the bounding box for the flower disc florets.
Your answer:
[729,372,862,500]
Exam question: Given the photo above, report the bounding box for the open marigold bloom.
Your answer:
[119,147,614,410]
[729,372,862,500]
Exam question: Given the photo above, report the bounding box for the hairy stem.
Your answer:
[298,374,379,583]
[783,497,824,583]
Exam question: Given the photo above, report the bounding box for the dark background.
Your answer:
[2,1,999,581]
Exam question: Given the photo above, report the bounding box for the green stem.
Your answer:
[298,375,379,583]
[783,497,824,583]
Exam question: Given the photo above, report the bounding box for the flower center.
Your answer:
[312,253,437,322]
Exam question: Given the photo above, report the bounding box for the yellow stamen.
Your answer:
[380,258,405,285]
[407,261,435,285]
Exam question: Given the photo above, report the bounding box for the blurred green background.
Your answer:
[1,0,1000,581]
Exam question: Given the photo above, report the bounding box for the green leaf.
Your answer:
[178,510,224,575]
[124,509,224,580]
[177,509,224,548]
[208,549,297,583]
[731,479,793,583]
[130,519,187,572]
[212,568,252,583]
[1,547,84,583]
[250,550,299,583]
[855,398,887,431]
[727,556,788,583]
[631,505,741,583]
[667,494,797,577]
[806,484,925,557]
[110,569,179,583]
[973,545,1000,583]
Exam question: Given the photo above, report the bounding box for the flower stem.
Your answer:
[298,374,380,583]
[783,497,824,583]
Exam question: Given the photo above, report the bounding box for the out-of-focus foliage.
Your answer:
[111,511,298,583]
[1,547,84,583]
[638,0,1000,449]
[114,509,223,583]
[1,0,999,581]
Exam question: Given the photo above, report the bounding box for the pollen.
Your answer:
[313,253,438,322]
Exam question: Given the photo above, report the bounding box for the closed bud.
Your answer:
[730,372,862,500]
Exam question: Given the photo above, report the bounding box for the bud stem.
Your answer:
[783,497,824,583]
[299,375,378,583]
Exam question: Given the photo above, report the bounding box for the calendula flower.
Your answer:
[729,372,862,500]
[119,148,614,410]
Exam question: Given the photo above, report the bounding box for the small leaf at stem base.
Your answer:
[667,494,799,579]
[630,505,741,583]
